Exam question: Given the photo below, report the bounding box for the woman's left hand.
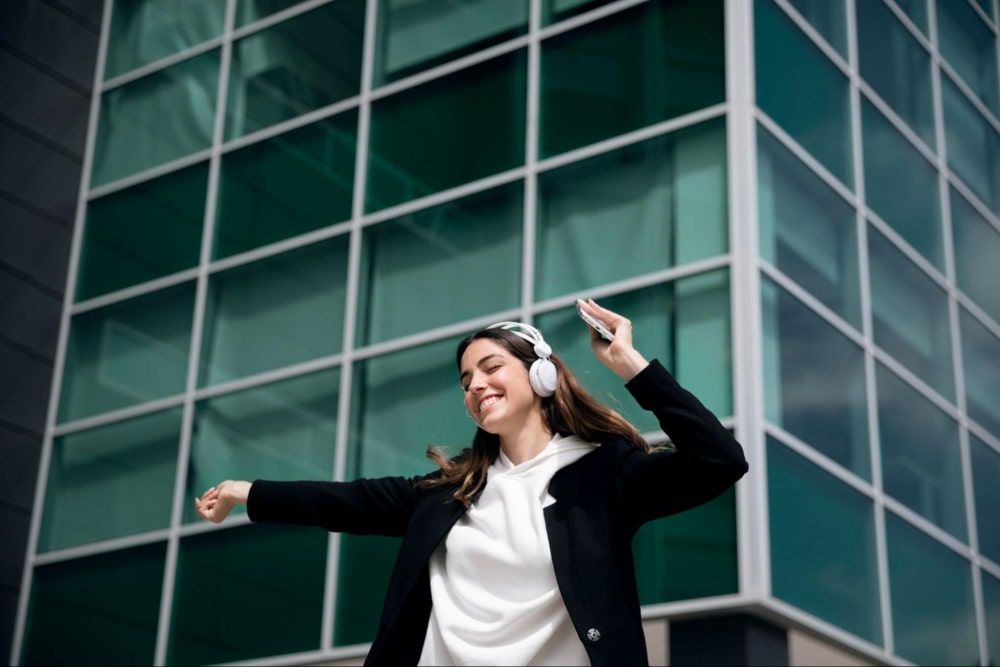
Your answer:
[577,298,649,382]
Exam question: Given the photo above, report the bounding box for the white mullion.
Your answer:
[866,210,949,291]
[881,0,934,52]
[771,0,851,74]
[71,268,200,315]
[871,345,961,421]
[208,220,354,274]
[230,0,336,40]
[964,0,998,31]
[947,172,1000,236]
[537,0,649,41]
[88,149,213,200]
[967,418,1000,454]
[221,94,362,155]
[764,423,877,500]
[32,528,172,567]
[102,37,224,92]
[857,81,939,169]
[521,0,541,325]
[52,394,186,438]
[954,294,1000,343]
[983,554,1000,580]
[937,56,1000,133]
[883,497,975,561]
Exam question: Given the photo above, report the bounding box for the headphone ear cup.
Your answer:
[529,359,558,397]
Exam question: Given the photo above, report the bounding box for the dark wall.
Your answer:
[0,0,102,661]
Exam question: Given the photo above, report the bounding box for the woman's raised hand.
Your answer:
[576,298,649,382]
[194,480,252,524]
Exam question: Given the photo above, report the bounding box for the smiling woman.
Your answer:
[194,299,748,667]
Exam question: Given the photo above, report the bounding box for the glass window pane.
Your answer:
[971,434,1000,564]
[199,237,349,386]
[374,0,528,85]
[169,524,326,664]
[367,50,526,212]
[77,162,207,301]
[768,437,881,644]
[877,365,965,541]
[861,99,943,269]
[357,183,522,346]
[857,0,935,149]
[335,533,402,646]
[755,0,852,188]
[537,118,728,300]
[886,512,978,666]
[538,269,732,434]
[951,188,1000,324]
[184,368,339,524]
[105,0,226,79]
[892,0,928,34]
[236,0,303,27]
[936,0,1000,118]
[59,283,195,422]
[214,111,357,259]
[224,0,365,140]
[868,226,954,399]
[985,570,1000,664]
[942,74,1000,214]
[761,278,869,478]
[21,542,166,665]
[757,125,861,326]
[787,0,847,55]
[540,0,725,158]
[40,408,181,552]
[542,0,618,25]
[92,51,219,188]
[960,307,1000,437]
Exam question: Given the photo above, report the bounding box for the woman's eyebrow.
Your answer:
[459,354,504,383]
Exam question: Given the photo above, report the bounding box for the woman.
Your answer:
[194,299,748,666]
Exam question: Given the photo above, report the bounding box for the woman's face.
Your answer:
[459,338,538,434]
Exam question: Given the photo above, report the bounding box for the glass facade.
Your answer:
[16,0,1000,666]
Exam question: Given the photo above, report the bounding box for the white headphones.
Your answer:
[487,321,558,397]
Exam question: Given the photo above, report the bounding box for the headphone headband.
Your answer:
[486,321,551,358]
[485,321,557,396]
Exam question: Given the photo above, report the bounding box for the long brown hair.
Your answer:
[417,327,653,507]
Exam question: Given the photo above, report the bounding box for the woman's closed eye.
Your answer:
[460,364,503,393]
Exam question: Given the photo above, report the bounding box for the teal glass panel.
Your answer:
[184,368,339,524]
[886,512,978,666]
[536,118,728,301]
[214,110,357,259]
[542,0,618,25]
[877,365,966,541]
[59,283,195,422]
[538,269,732,435]
[768,437,881,644]
[951,188,1000,324]
[335,533,402,646]
[199,237,349,386]
[960,307,1000,438]
[40,408,181,553]
[755,0,852,188]
[77,162,207,301]
[224,0,364,140]
[236,0,303,27]
[634,485,737,603]
[21,542,166,665]
[985,571,1000,664]
[357,183,522,346]
[862,99,943,269]
[540,0,725,158]
[942,73,1000,214]
[761,278,869,478]
[892,0,927,34]
[105,0,226,78]
[868,227,954,399]
[857,0,935,150]
[169,523,326,664]
[374,0,528,85]
[937,0,1000,118]
[971,434,1000,564]
[787,0,847,56]
[93,51,219,188]
[367,49,526,212]
[757,124,861,326]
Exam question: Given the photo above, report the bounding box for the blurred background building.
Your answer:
[1,0,998,664]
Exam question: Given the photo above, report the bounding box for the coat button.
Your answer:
[586,628,601,642]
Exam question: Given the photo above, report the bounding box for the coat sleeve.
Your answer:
[616,359,748,527]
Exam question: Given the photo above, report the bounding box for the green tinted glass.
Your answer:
[755,0,852,188]
[357,183,523,346]
[536,118,727,300]
[235,0,303,27]
[93,51,219,188]
[951,189,1000,324]
[224,0,364,140]
[868,227,954,400]
[104,0,226,78]
[40,409,181,552]
[540,0,724,158]
[77,163,207,301]
[374,0,528,85]
[877,365,965,541]
[971,434,1000,564]
[334,534,402,646]
[169,523,327,664]
[862,99,942,269]
[538,270,732,434]
[960,308,1000,438]
[757,125,860,326]
[768,437,881,644]
[21,542,166,665]
[985,571,1000,664]
[886,512,979,666]
[185,368,339,524]
[936,0,999,117]
[787,0,846,55]
[634,485,737,603]
[857,0,935,149]
[199,238,349,386]
[892,0,927,34]
[761,278,869,478]
[214,111,357,259]
[942,75,1000,214]
[59,283,195,422]
[367,50,527,212]
[542,0,618,25]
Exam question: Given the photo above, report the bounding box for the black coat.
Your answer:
[247,359,749,666]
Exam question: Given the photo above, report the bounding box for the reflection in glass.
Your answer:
[787,0,846,55]
[951,188,1000,324]
[984,571,1000,664]
[960,308,1000,438]
[970,434,1000,565]
[942,75,1000,214]
[236,0,305,27]
[335,533,402,646]
[936,0,999,117]
[542,0,619,25]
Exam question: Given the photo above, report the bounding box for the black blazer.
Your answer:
[247,359,749,666]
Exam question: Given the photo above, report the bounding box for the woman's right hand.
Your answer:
[194,480,252,523]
